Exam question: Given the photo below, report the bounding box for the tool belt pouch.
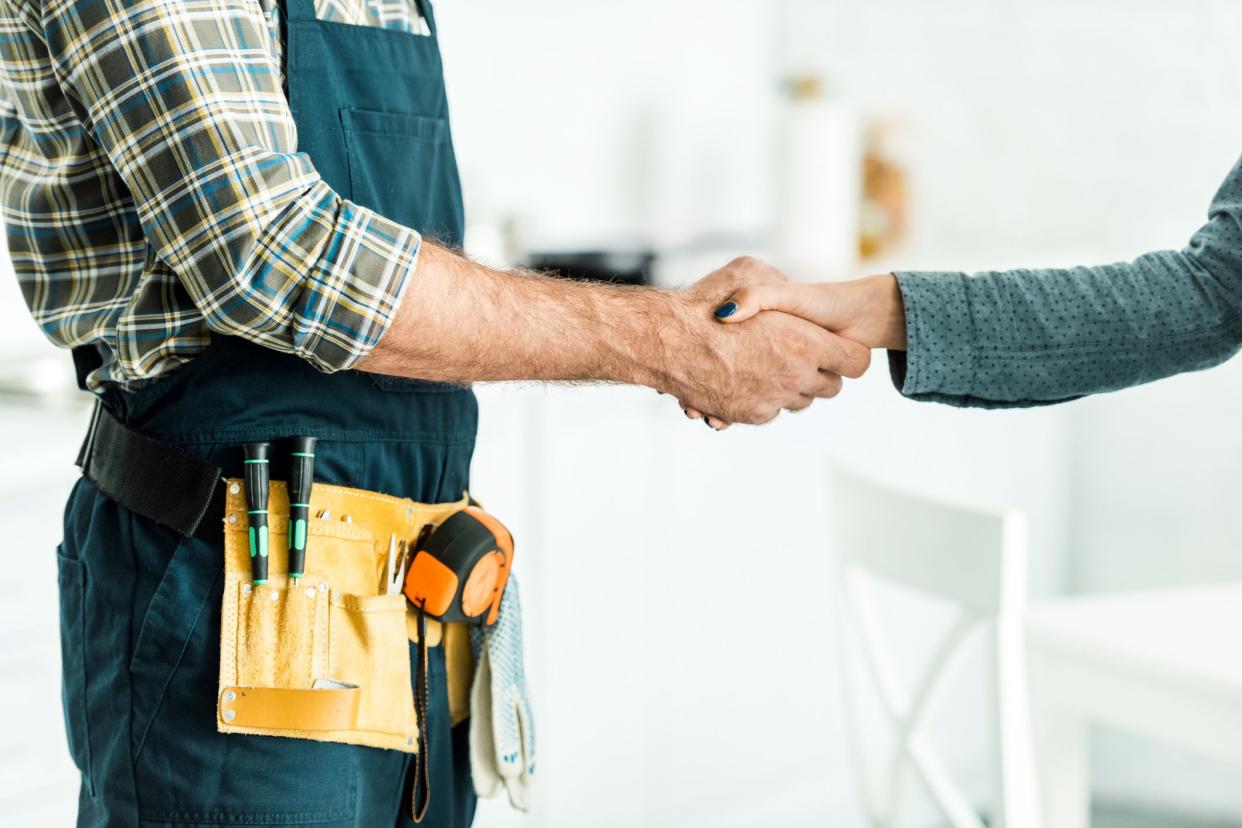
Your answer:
[216,479,470,752]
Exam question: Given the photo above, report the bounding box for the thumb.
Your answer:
[713,283,816,324]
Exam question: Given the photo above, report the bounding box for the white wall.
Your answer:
[781,0,1242,262]
[443,0,1242,823]
[436,0,776,251]
[439,4,1073,824]
[779,0,1242,820]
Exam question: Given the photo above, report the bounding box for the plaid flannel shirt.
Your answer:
[0,0,429,389]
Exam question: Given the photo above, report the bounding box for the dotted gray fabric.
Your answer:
[888,154,1242,409]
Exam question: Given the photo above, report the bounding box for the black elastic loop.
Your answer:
[70,344,103,392]
[77,403,224,540]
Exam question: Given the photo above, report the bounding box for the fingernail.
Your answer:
[714,301,737,319]
[684,409,692,418]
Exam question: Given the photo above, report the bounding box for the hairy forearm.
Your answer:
[360,242,688,387]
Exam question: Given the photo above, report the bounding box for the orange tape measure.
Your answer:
[403,506,514,625]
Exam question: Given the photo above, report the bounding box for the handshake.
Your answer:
[659,256,908,429]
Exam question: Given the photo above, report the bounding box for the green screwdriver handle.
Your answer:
[287,436,317,583]
[243,442,271,585]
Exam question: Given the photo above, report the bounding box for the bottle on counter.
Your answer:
[773,74,861,282]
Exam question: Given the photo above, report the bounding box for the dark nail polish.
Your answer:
[714,301,737,319]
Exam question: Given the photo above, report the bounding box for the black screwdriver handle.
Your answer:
[287,436,317,583]
[243,442,271,585]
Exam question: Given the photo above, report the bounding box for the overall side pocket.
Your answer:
[128,533,221,764]
[56,547,94,795]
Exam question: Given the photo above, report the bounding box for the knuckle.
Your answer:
[739,400,778,425]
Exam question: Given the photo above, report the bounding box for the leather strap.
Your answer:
[219,686,362,731]
[411,610,432,822]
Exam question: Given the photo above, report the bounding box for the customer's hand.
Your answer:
[681,274,906,428]
[713,274,907,350]
[657,257,871,427]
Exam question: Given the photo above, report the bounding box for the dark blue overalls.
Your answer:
[57,0,477,824]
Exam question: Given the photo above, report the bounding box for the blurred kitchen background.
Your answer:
[5,0,1242,825]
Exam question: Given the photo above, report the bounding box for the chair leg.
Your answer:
[993,618,1041,828]
[1031,704,1090,828]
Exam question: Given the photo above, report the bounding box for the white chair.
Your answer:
[830,464,1041,828]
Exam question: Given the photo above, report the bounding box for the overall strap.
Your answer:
[414,0,438,36]
[286,0,317,22]
[286,0,436,36]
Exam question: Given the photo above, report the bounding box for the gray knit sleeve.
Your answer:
[888,155,1242,408]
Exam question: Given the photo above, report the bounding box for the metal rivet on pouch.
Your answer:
[224,691,236,703]
[228,514,238,526]
[229,482,240,495]
[223,709,235,722]
[318,582,328,592]
[242,583,252,594]
[406,507,414,518]
[306,588,316,598]
[269,591,279,602]
[407,737,414,746]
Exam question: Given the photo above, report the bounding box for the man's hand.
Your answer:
[359,243,868,426]
[679,273,905,428]
[657,257,871,425]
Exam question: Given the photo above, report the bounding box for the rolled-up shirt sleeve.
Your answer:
[37,0,418,372]
[888,153,1242,408]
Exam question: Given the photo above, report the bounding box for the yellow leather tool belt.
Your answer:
[217,479,474,752]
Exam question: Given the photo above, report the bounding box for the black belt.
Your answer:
[76,403,226,541]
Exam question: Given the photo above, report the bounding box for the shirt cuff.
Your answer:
[293,201,422,373]
[888,271,978,399]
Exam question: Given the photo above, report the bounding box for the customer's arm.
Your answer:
[714,155,1242,409]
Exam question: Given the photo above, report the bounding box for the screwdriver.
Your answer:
[287,436,317,585]
[243,442,271,585]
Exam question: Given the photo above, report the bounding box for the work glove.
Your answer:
[469,577,536,811]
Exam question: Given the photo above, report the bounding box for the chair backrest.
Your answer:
[830,463,1040,828]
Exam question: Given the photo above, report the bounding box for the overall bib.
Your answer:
[57,0,477,825]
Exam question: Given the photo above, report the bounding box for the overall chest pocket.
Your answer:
[340,107,463,244]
